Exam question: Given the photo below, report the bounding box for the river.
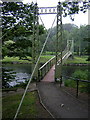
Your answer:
[2,63,88,88]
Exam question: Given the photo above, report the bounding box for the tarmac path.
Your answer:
[37,82,88,118]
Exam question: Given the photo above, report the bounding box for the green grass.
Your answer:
[64,80,90,93]
[2,92,37,119]
[43,51,55,55]
[2,55,90,64]
[64,69,89,93]
[2,56,32,63]
[2,55,54,64]
[2,91,51,119]
[65,56,90,64]
[40,55,54,63]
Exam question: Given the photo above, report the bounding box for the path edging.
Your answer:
[37,85,55,119]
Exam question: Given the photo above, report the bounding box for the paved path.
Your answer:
[37,82,88,118]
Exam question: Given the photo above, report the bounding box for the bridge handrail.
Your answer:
[39,55,55,70]
[38,55,56,80]
[38,44,73,81]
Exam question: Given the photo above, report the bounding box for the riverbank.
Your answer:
[64,55,90,65]
[2,82,88,119]
[2,83,52,119]
[2,55,90,65]
[2,55,53,64]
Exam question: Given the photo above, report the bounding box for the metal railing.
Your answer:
[38,42,73,81]
[63,76,90,98]
[38,48,72,81]
[38,56,56,81]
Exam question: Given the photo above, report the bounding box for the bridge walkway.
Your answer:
[41,65,55,82]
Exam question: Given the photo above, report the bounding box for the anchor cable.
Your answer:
[14,15,57,120]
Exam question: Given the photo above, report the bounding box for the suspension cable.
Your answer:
[14,15,57,120]
[39,16,47,31]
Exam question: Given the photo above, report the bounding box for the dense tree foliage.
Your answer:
[1,1,90,59]
[45,24,90,57]
[1,2,45,59]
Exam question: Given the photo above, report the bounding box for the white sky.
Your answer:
[6,0,89,29]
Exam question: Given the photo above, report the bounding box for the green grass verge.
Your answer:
[64,79,90,93]
[2,92,37,119]
[2,55,54,64]
[2,91,51,119]
[40,55,54,63]
[2,55,90,64]
[2,56,32,63]
[43,51,55,55]
[65,56,90,64]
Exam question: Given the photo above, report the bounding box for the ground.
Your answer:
[2,83,52,119]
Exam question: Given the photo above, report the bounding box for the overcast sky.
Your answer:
[1,0,88,29]
[23,0,89,29]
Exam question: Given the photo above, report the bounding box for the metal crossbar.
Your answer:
[39,7,57,14]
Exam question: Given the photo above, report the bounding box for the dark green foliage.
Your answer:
[1,2,45,59]
[64,70,89,93]
[1,1,90,59]
[62,1,89,20]
[1,2,34,59]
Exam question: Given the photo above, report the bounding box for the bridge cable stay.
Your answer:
[14,15,57,120]
[39,16,47,32]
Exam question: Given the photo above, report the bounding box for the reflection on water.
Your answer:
[2,63,89,88]
[2,64,32,88]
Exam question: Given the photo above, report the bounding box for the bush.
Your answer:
[64,70,89,93]
[64,79,76,88]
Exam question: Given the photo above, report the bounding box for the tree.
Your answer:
[1,2,45,59]
[1,1,90,59]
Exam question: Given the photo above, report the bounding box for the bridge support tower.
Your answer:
[32,3,39,80]
[55,2,63,85]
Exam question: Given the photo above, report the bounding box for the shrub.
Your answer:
[64,69,89,93]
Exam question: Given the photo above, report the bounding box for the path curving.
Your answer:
[37,82,88,118]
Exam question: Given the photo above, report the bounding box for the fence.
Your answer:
[63,76,90,98]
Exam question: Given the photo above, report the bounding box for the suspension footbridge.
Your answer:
[13,1,89,119]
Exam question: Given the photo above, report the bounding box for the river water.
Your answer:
[2,63,88,88]
[2,64,32,88]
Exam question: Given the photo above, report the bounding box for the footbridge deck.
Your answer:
[38,50,72,82]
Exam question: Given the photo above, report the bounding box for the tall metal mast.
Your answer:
[55,2,63,85]
[32,3,39,80]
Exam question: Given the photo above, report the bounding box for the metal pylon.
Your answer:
[67,39,74,53]
[32,3,39,80]
[55,2,63,85]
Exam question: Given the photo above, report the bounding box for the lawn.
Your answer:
[2,56,32,63]
[2,55,54,64]
[40,55,54,63]
[2,55,90,64]
[2,91,51,119]
[64,56,90,64]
